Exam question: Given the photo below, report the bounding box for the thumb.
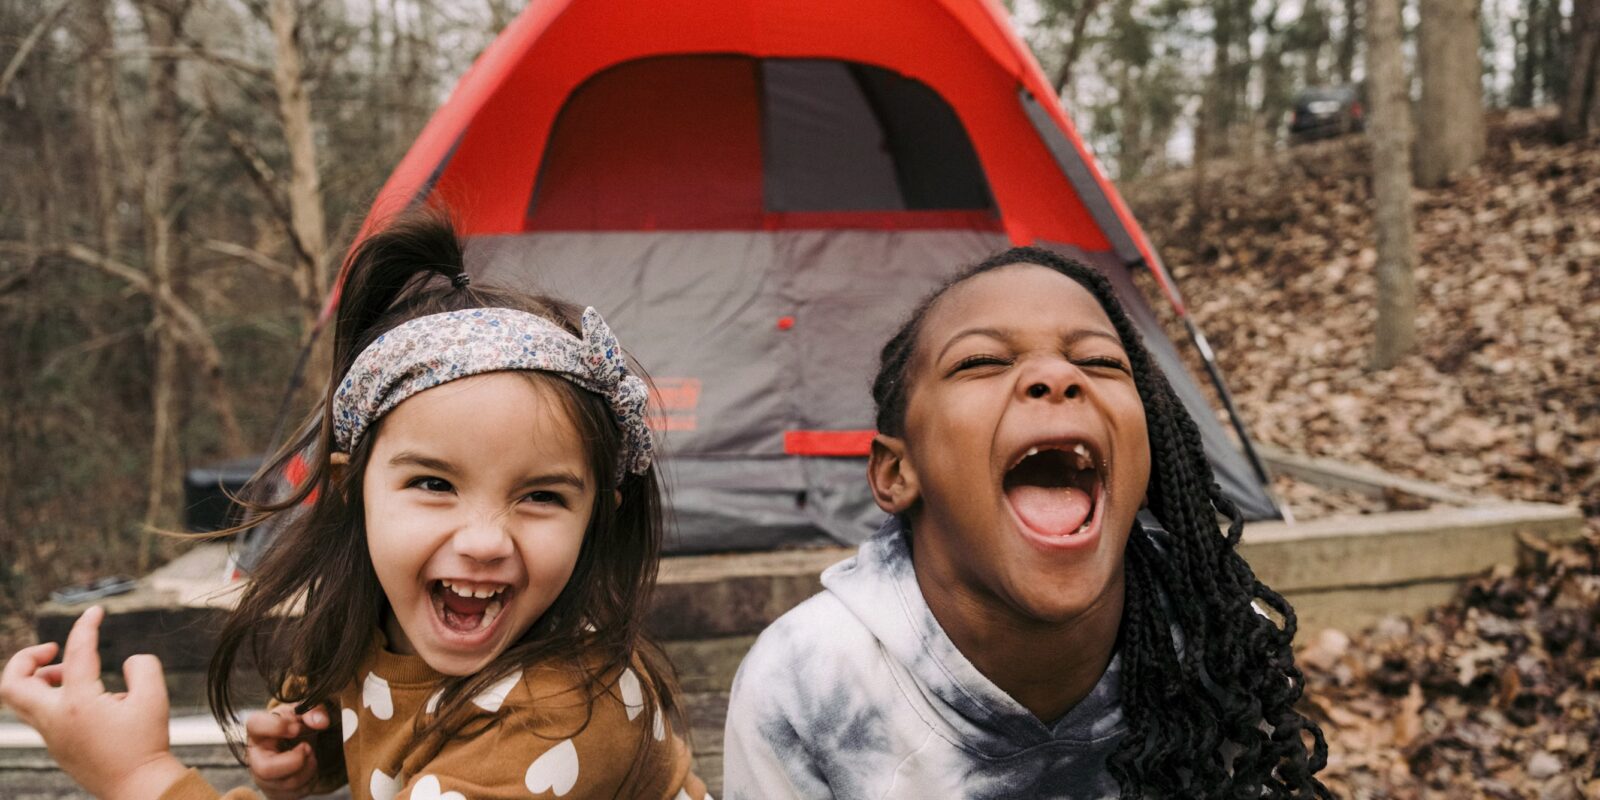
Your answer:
[122,654,170,718]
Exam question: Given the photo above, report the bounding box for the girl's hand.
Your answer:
[244,703,332,800]
[0,605,188,800]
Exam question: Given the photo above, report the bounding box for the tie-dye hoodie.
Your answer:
[722,516,1126,799]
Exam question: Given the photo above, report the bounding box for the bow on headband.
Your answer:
[332,307,654,481]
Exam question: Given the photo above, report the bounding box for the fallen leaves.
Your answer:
[1126,108,1600,523]
[1125,108,1600,797]
[1298,529,1600,798]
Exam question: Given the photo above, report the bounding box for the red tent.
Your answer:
[356,0,1278,551]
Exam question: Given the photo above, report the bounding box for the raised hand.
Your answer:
[0,606,188,800]
[244,702,334,800]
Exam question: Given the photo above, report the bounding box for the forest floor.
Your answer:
[1126,106,1600,799]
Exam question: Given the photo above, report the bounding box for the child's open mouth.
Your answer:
[429,579,509,635]
[1003,442,1103,539]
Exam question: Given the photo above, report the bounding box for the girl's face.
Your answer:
[362,372,597,676]
[874,263,1151,626]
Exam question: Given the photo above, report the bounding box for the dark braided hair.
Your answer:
[871,246,1331,799]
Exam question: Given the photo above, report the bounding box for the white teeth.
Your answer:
[1072,443,1090,459]
[438,580,507,599]
[1025,446,1039,458]
[482,598,502,628]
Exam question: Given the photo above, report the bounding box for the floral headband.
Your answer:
[331,307,654,481]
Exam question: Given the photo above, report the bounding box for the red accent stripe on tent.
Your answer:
[784,430,875,456]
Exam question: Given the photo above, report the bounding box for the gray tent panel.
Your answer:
[466,230,1276,553]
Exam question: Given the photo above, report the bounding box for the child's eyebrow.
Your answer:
[389,452,456,473]
[936,326,1124,362]
[516,471,588,492]
[936,326,1009,362]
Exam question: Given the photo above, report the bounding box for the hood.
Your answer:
[819,516,1126,755]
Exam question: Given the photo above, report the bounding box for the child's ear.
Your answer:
[868,434,919,514]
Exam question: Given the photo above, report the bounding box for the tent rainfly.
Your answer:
[352,0,1281,551]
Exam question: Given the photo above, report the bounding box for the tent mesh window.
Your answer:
[526,55,998,230]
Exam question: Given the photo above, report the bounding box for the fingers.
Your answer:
[35,664,64,687]
[0,642,61,714]
[300,705,329,730]
[248,740,316,784]
[121,654,169,718]
[61,606,105,693]
[245,707,300,743]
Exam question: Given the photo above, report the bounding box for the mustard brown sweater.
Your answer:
[161,636,709,800]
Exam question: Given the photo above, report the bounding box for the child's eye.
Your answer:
[952,354,1011,373]
[1078,356,1131,373]
[406,476,454,494]
[522,490,569,508]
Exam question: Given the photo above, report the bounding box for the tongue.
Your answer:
[438,589,491,631]
[1006,485,1093,537]
[440,591,491,616]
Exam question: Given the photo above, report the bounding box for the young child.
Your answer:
[723,247,1331,798]
[1,211,711,800]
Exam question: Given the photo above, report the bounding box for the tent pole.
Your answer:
[1178,315,1274,489]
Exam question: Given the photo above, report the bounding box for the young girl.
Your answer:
[1,211,711,800]
[723,247,1331,798]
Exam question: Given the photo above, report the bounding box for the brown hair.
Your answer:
[207,207,678,780]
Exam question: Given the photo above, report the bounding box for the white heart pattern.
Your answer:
[411,775,466,800]
[362,672,394,720]
[341,707,358,742]
[619,668,644,721]
[525,738,580,796]
[675,791,691,800]
[369,768,401,800]
[652,706,665,741]
[425,688,443,715]
[472,671,521,713]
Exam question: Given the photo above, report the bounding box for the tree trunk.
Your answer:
[137,0,186,559]
[1562,0,1600,140]
[1512,0,1539,108]
[1053,0,1105,98]
[81,0,123,258]
[269,0,329,320]
[1367,0,1416,371]
[1336,0,1361,83]
[1415,0,1485,187]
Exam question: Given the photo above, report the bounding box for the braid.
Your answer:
[871,247,1331,798]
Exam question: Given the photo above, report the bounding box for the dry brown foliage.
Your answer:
[1128,107,1600,797]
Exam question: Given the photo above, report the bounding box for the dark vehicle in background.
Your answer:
[1289,84,1365,142]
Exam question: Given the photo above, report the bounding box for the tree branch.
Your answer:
[111,45,273,80]
[0,0,75,98]
[199,238,295,281]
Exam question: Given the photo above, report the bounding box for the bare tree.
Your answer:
[1563,0,1600,140]
[269,0,330,310]
[1051,0,1105,98]
[1366,0,1416,370]
[1415,0,1485,187]
[135,0,191,554]
[1336,0,1361,83]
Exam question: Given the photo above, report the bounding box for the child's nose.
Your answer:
[1017,359,1084,403]
[452,515,515,563]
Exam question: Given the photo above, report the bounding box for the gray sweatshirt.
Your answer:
[722,517,1127,799]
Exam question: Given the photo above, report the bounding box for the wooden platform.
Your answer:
[7,451,1587,797]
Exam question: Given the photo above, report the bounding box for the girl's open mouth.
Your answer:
[429,579,509,636]
[1003,442,1104,540]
